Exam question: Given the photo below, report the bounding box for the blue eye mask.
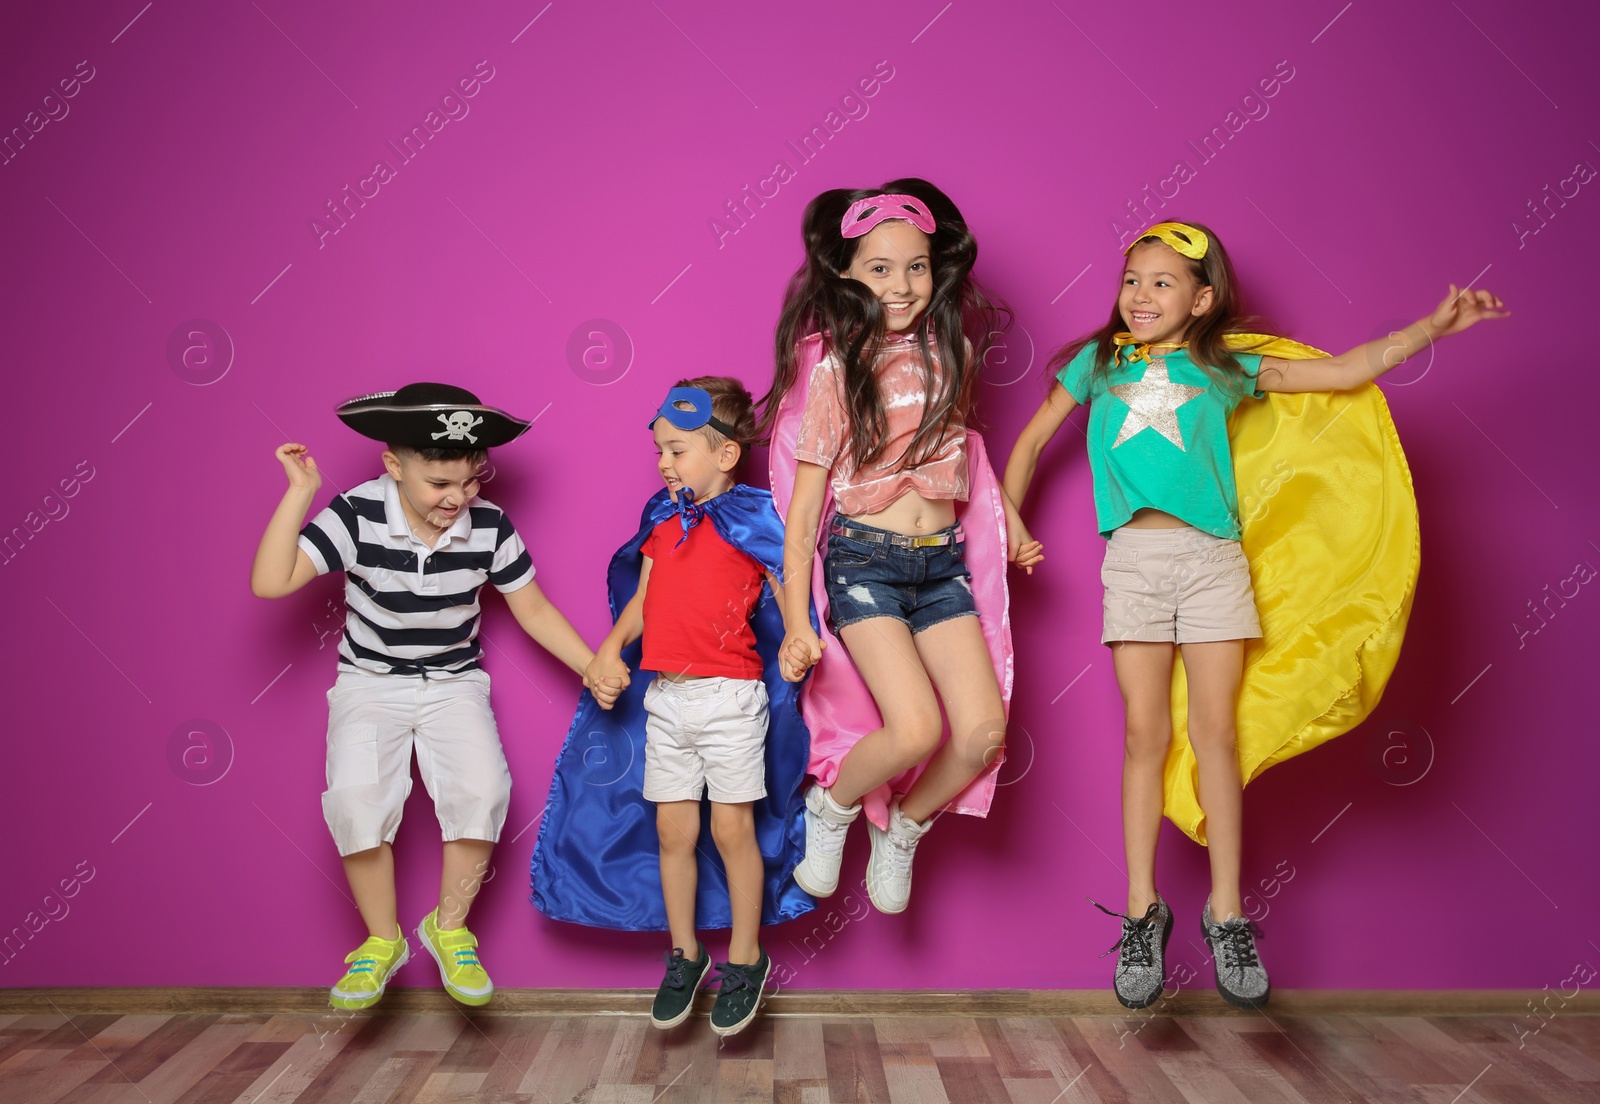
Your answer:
[649,387,737,438]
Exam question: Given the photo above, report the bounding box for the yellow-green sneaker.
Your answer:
[329,931,409,1010]
[418,908,494,1006]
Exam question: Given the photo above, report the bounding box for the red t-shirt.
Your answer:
[641,514,766,679]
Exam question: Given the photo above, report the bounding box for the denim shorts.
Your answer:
[823,518,978,635]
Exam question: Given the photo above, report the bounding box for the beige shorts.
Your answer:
[642,676,769,804]
[1100,526,1262,645]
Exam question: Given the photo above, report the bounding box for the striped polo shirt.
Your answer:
[298,475,535,677]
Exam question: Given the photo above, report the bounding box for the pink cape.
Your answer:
[768,334,1015,829]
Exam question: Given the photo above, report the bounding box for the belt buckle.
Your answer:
[892,531,950,549]
[832,522,958,548]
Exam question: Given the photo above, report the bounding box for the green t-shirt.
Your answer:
[1056,344,1264,539]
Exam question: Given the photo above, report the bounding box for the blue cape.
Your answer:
[529,484,817,930]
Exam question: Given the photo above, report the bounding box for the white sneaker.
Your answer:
[865,799,932,914]
[792,785,859,897]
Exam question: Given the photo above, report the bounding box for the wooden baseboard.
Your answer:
[2,987,1595,1017]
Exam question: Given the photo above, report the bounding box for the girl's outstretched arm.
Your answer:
[779,462,829,681]
[1002,382,1079,572]
[1258,286,1509,394]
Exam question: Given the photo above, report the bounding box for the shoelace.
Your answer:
[434,925,481,970]
[877,822,918,878]
[713,960,759,995]
[809,802,850,861]
[661,949,702,990]
[1210,919,1262,976]
[1089,898,1160,966]
[345,937,399,976]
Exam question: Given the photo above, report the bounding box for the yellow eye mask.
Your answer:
[1125,221,1209,259]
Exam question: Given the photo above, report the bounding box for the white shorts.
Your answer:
[642,675,769,804]
[322,668,511,857]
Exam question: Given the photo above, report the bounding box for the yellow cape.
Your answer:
[1165,335,1420,843]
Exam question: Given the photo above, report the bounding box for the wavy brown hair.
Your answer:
[756,178,1008,470]
[1045,220,1273,397]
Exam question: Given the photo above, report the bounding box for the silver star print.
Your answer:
[1108,362,1207,450]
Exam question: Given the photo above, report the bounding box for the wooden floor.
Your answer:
[2,1005,1596,1104]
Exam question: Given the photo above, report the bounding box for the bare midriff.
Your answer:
[1121,507,1189,529]
[846,491,958,536]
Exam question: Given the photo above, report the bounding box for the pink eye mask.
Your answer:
[840,193,937,238]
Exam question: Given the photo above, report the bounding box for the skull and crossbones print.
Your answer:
[432,410,484,443]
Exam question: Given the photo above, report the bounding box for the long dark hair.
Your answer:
[1044,220,1271,397]
[756,178,1008,470]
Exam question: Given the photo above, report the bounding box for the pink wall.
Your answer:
[2,0,1593,993]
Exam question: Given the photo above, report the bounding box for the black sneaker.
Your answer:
[1091,896,1173,1009]
[709,951,770,1037]
[650,943,710,1029]
[1201,896,1270,1009]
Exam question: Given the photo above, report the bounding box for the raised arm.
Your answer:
[251,443,325,599]
[1258,285,1509,394]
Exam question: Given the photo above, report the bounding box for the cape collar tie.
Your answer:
[1112,333,1189,366]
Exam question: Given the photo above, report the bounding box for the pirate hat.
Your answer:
[335,382,531,449]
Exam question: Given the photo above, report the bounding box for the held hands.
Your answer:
[275,443,323,493]
[1426,285,1510,340]
[589,676,626,709]
[1008,519,1045,575]
[583,650,631,710]
[779,627,825,682]
[1001,494,1044,575]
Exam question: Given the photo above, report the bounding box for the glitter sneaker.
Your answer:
[1092,895,1173,1009]
[1202,896,1270,1009]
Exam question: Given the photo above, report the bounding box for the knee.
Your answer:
[322,780,408,854]
[709,805,754,853]
[483,771,512,812]
[1123,717,1171,763]
[1187,719,1238,759]
[656,807,700,854]
[889,710,944,760]
[435,774,510,835]
[960,717,1007,774]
